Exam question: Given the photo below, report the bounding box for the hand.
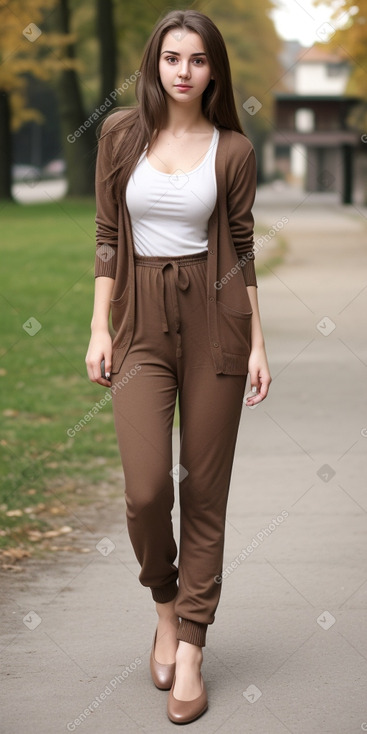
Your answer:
[85,330,112,387]
[245,344,272,406]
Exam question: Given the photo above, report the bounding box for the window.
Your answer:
[327,63,344,77]
[295,108,315,133]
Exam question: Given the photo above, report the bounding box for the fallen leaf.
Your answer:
[27,531,43,541]
[2,548,30,560]
[6,509,23,517]
[42,525,72,538]
[34,503,46,513]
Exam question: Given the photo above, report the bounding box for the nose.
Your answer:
[178,61,190,79]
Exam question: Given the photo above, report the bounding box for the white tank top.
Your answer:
[126,127,219,256]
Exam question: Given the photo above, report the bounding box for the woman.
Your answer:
[85,8,271,725]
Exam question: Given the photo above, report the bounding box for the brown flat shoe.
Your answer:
[150,628,176,690]
[167,673,208,724]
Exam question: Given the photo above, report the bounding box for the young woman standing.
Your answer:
[85,9,271,725]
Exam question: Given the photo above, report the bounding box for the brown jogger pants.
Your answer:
[110,250,248,647]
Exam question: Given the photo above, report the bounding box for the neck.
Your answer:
[163,97,208,135]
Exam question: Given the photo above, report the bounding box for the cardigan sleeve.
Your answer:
[94,117,119,279]
[226,143,258,288]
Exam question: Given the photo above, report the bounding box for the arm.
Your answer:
[85,276,115,386]
[85,114,119,386]
[245,285,272,406]
[226,138,271,405]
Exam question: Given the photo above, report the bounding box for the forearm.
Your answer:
[244,285,272,404]
[90,276,115,332]
[246,285,265,349]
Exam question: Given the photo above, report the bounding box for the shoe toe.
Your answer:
[150,628,176,690]
[167,674,208,724]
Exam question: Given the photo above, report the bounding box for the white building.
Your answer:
[270,44,364,203]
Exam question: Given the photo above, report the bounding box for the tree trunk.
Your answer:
[50,0,95,196]
[97,0,117,108]
[0,91,13,200]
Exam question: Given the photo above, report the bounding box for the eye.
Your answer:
[193,57,205,65]
[166,56,178,63]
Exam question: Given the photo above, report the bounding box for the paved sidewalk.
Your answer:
[1,186,367,734]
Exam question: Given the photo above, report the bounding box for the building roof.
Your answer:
[295,45,348,64]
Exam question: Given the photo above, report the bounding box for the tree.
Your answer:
[46,0,96,196]
[96,0,117,108]
[0,0,120,199]
[313,0,367,130]
[0,0,64,199]
[0,0,282,199]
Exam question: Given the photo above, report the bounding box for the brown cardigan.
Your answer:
[94,111,258,376]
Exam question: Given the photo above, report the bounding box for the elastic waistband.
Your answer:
[134,249,208,267]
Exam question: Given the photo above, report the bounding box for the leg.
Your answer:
[168,256,248,698]
[111,356,179,602]
[112,356,183,664]
[172,369,246,698]
[111,258,192,666]
[175,370,247,640]
[155,599,180,665]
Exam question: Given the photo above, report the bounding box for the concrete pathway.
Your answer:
[1,185,367,734]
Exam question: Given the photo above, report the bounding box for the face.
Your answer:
[158,29,212,103]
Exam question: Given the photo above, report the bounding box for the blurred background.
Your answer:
[2,0,367,203]
[2,6,367,731]
[0,0,366,562]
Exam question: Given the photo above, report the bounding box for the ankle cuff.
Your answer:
[151,581,178,603]
[177,619,207,647]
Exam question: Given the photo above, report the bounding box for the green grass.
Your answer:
[0,198,286,553]
[0,199,135,550]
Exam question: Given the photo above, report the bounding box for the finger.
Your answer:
[88,361,105,383]
[248,373,260,392]
[92,363,103,382]
[246,393,263,405]
[104,359,112,379]
[86,365,99,383]
[247,375,271,404]
[259,374,272,399]
[244,383,259,405]
[96,377,112,387]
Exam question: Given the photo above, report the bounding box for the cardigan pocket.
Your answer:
[111,344,130,375]
[217,301,252,357]
[110,286,129,335]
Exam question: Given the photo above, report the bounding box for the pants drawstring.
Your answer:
[157,261,190,358]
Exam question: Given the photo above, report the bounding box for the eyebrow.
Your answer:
[160,50,207,56]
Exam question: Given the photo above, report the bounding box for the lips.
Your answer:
[174,85,192,89]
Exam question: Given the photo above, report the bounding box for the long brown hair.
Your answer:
[98,9,245,199]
